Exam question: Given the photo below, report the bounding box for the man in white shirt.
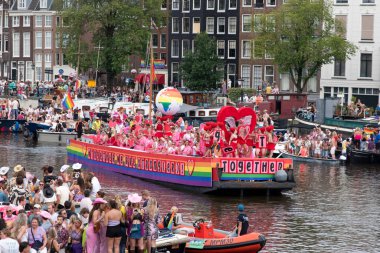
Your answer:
[0,228,19,253]
[56,179,70,209]
[80,189,93,211]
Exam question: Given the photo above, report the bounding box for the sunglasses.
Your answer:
[6,210,12,213]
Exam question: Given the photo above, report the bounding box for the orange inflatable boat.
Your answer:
[175,219,266,253]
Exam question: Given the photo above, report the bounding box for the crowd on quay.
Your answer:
[0,163,183,253]
[282,126,380,159]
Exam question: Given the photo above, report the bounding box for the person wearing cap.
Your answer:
[28,204,43,226]
[232,204,249,237]
[40,210,53,232]
[0,166,10,181]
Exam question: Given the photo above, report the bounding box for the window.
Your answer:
[182,39,190,57]
[253,66,262,89]
[218,0,226,11]
[334,58,345,77]
[363,0,375,3]
[217,17,225,34]
[265,41,274,59]
[267,15,275,32]
[266,0,276,6]
[36,16,43,27]
[254,0,264,8]
[253,40,264,58]
[182,0,190,11]
[172,17,179,33]
[193,0,201,9]
[206,17,214,34]
[207,0,215,8]
[242,40,251,58]
[336,0,348,3]
[182,17,190,33]
[228,40,236,58]
[4,35,8,52]
[45,53,52,63]
[4,14,8,28]
[23,32,30,57]
[265,65,274,84]
[18,0,26,8]
[40,0,47,8]
[63,0,71,8]
[35,32,42,49]
[171,62,179,84]
[227,64,236,86]
[217,40,225,58]
[56,16,61,27]
[161,0,167,9]
[335,15,347,38]
[161,34,166,48]
[171,39,179,57]
[193,18,200,33]
[13,33,20,57]
[254,15,262,32]
[228,17,236,34]
[12,16,20,27]
[45,16,52,27]
[241,65,251,88]
[172,0,179,10]
[45,32,52,49]
[23,16,30,27]
[361,15,374,41]
[55,32,60,48]
[242,15,251,32]
[360,53,372,78]
[229,0,237,9]
[243,0,251,7]
[152,34,158,47]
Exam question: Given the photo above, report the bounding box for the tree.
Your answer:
[255,0,356,93]
[57,0,164,89]
[180,33,224,91]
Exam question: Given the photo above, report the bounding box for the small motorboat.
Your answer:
[165,217,266,253]
[156,232,189,253]
[36,130,77,143]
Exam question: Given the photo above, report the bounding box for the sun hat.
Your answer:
[60,165,70,173]
[13,165,24,173]
[43,185,55,199]
[128,193,142,204]
[238,204,245,212]
[40,210,52,219]
[34,204,41,209]
[93,198,107,205]
[72,163,82,170]
[0,167,10,175]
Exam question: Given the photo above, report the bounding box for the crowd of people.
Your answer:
[282,126,380,159]
[0,163,173,253]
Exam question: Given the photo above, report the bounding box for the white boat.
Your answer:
[36,130,77,143]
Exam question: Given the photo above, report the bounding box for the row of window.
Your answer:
[18,0,48,9]
[171,0,278,11]
[336,15,375,41]
[336,0,375,4]
[10,15,53,28]
[170,39,272,59]
[152,34,167,48]
[334,53,373,78]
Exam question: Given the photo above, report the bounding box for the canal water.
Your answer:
[0,133,379,252]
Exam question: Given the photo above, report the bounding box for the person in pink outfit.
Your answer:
[86,198,107,253]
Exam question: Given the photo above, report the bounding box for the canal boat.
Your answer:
[0,119,26,132]
[36,130,77,143]
[279,151,341,165]
[67,138,295,195]
[178,219,265,253]
[347,148,380,164]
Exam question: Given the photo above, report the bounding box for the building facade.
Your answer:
[168,0,240,87]
[320,0,380,108]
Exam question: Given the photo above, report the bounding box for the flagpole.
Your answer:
[149,32,153,121]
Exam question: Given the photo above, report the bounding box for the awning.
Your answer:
[134,73,165,85]
[178,103,199,114]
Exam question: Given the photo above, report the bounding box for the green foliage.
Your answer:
[57,0,164,88]
[180,33,224,91]
[255,0,356,93]
[228,88,256,102]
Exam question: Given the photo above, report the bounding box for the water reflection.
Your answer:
[1,133,380,252]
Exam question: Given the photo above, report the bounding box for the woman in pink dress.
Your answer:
[86,198,107,253]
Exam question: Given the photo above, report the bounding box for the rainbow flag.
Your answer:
[167,212,175,230]
[150,55,157,84]
[62,92,75,110]
[75,80,81,91]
